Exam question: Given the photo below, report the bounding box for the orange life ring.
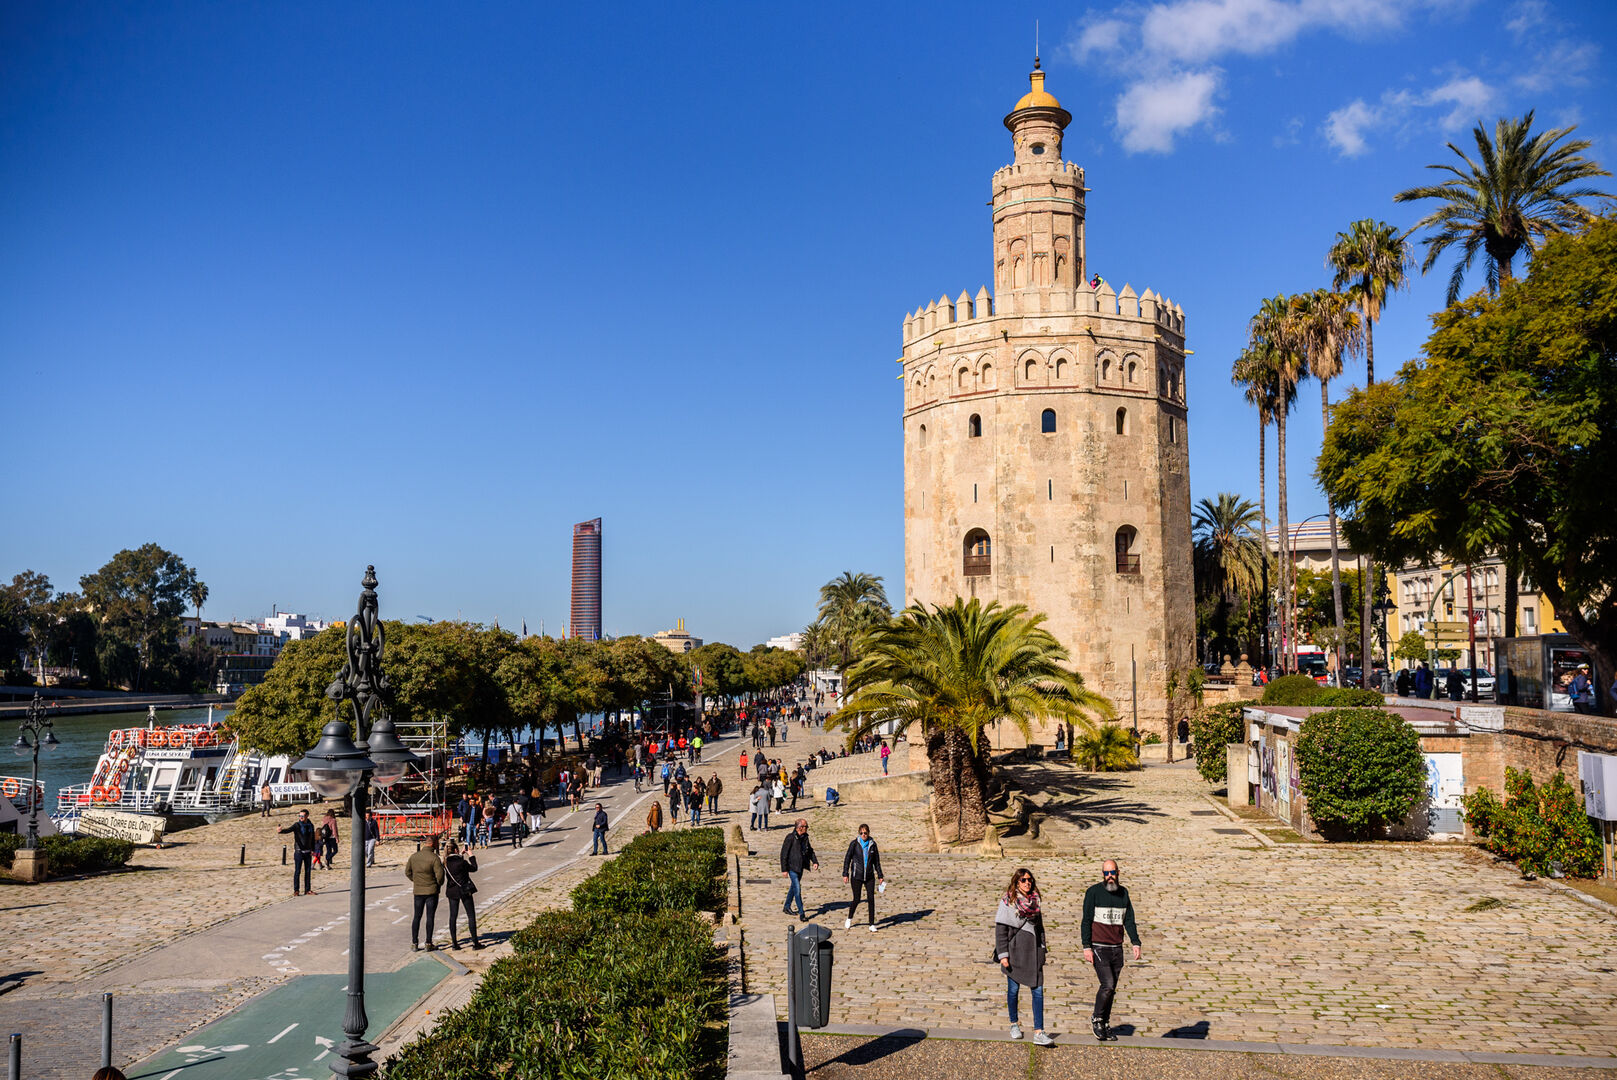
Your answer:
[109,730,123,747]
[104,784,122,802]
[1,778,17,798]
[151,731,168,748]
[91,785,110,804]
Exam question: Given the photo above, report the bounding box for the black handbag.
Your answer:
[450,859,477,895]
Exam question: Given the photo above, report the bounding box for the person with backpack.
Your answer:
[443,840,483,950]
[995,867,1053,1046]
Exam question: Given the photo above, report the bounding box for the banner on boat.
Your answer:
[77,808,167,845]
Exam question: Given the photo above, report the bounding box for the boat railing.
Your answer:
[0,775,46,815]
[55,783,254,817]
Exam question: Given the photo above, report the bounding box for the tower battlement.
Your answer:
[902,282,1185,349]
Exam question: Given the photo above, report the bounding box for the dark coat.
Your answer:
[780,830,817,875]
[994,897,1047,988]
[841,838,883,882]
[445,853,478,899]
[279,818,317,852]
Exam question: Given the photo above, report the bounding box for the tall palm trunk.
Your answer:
[1276,409,1292,672]
[928,725,989,844]
[1323,381,1347,675]
[1259,417,1270,669]
[1360,320,1376,686]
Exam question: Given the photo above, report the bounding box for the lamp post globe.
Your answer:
[362,715,416,788]
[292,721,375,799]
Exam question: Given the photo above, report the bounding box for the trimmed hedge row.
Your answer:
[0,833,136,876]
[1261,675,1384,708]
[384,828,728,1080]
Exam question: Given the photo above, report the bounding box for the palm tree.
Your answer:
[1327,219,1411,681]
[1396,113,1609,637]
[1232,348,1284,668]
[1072,725,1138,772]
[1247,296,1307,672]
[815,571,891,677]
[828,598,1114,843]
[189,580,209,633]
[1395,111,1610,305]
[1193,493,1265,601]
[1292,289,1363,675]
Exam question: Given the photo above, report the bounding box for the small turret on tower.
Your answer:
[992,60,1086,310]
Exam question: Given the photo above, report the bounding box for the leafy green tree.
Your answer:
[0,571,54,682]
[1295,707,1426,839]
[1293,567,1364,663]
[230,626,351,756]
[814,571,891,681]
[1072,725,1137,772]
[1394,630,1428,665]
[1189,701,1246,785]
[830,598,1113,843]
[1321,217,1617,696]
[686,642,747,706]
[1329,219,1413,688]
[79,545,204,691]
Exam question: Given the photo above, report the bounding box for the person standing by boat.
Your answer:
[442,840,483,950]
[279,809,317,896]
[405,834,446,951]
[319,810,340,870]
[259,781,273,818]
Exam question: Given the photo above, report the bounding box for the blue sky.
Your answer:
[3,1,1613,646]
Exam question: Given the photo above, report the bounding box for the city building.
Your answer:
[765,632,805,651]
[652,618,702,653]
[1265,520,1357,575]
[900,61,1194,727]
[570,517,602,641]
[1390,554,1564,670]
[263,611,329,643]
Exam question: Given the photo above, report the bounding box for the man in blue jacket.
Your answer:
[591,803,609,855]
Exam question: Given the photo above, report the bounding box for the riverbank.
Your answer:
[0,688,235,717]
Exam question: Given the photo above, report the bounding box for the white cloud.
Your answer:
[1116,69,1221,153]
[1323,99,1379,156]
[1141,0,1409,65]
[1075,16,1132,60]
[1505,0,1548,40]
[1426,75,1493,130]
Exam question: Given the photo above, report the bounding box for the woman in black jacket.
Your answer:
[841,823,885,931]
[443,840,484,950]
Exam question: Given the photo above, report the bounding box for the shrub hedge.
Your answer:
[0,833,135,875]
[1188,701,1246,785]
[384,827,727,1080]
[1260,676,1384,708]
[1461,767,1602,878]
[1294,707,1426,839]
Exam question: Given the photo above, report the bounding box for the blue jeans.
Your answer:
[1007,976,1043,1030]
[691,804,702,826]
[463,820,475,847]
[592,827,607,855]
[784,870,804,916]
[292,849,313,893]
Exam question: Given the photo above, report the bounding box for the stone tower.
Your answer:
[900,62,1194,730]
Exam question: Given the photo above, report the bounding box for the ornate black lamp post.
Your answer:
[292,567,419,1078]
[12,693,59,848]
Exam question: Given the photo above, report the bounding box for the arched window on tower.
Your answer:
[968,414,982,438]
[1115,407,1128,435]
[1115,526,1140,575]
[964,529,992,577]
[918,424,927,447]
[1041,409,1056,434]
[1127,361,1138,383]
[958,366,970,389]
[1025,358,1039,382]
[980,362,994,389]
[1102,357,1112,382]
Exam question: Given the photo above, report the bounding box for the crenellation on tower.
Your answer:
[899,62,1194,731]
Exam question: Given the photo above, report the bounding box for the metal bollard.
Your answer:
[786,928,800,1072]
[101,992,112,1068]
[240,845,246,865]
[734,854,742,919]
[282,846,287,865]
[10,1032,20,1080]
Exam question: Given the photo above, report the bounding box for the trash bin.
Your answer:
[791,924,834,1028]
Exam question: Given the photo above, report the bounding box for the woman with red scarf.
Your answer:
[994,867,1052,1046]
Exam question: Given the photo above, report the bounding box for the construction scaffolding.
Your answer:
[371,711,452,839]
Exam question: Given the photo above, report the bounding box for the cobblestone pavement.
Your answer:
[802,1033,1617,1079]
[743,760,1617,1058]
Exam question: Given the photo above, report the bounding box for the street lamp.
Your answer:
[12,693,59,849]
[293,566,419,1078]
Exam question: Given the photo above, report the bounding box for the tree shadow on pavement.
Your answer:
[1000,767,1168,831]
[804,1030,927,1072]
[1163,1019,1211,1039]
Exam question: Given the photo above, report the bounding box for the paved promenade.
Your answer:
[737,727,1617,1061]
[0,727,751,1080]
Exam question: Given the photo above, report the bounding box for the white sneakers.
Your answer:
[869,924,878,932]
[1009,1023,1023,1040]
[844,918,852,929]
[1032,1031,1054,1046]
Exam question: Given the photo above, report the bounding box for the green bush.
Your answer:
[1461,767,1602,878]
[570,827,726,916]
[384,827,728,1080]
[1311,687,1385,707]
[1140,732,1163,745]
[1188,701,1246,784]
[1261,674,1324,705]
[0,833,134,875]
[1294,708,1426,839]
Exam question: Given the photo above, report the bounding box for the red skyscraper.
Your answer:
[570,518,602,641]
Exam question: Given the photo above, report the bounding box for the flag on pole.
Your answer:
[694,665,703,690]
[521,619,528,637]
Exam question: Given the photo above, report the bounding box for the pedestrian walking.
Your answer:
[692,734,703,763]
[841,823,885,932]
[529,787,547,834]
[692,776,706,826]
[740,750,749,778]
[279,808,318,896]
[591,802,609,855]
[319,809,340,869]
[1414,662,1433,699]
[259,781,273,817]
[457,794,475,848]
[749,784,763,830]
[668,782,682,827]
[1080,859,1141,1042]
[405,834,446,952]
[773,775,786,813]
[442,840,484,950]
[646,799,663,833]
[708,772,723,813]
[995,867,1053,1045]
[364,810,379,867]
[879,740,891,775]
[507,798,523,848]
[780,817,819,922]
[662,760,673,793]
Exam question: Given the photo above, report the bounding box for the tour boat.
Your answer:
[53,707,308,834]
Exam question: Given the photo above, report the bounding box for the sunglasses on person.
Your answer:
[1102,870,1118,878]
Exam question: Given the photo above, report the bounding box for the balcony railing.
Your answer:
[963,555,992,577]
[1116,553,1141,575]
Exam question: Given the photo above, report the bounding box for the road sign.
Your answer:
[1430,621,1470,633]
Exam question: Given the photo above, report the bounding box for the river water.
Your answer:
[2,706,229,803]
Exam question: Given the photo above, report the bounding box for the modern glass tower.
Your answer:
[570,518,602,641]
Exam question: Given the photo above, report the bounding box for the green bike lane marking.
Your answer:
[131,959,446,1080]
